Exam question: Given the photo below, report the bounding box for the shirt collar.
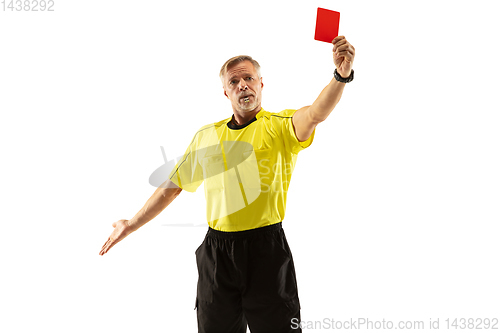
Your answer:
[227,107,264,130]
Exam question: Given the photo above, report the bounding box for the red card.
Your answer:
[314,8,340,43]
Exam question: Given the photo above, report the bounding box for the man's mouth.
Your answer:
[240,95,253,103]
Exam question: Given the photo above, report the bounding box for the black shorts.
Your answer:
[194,222,301,333]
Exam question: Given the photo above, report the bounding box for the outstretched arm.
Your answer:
[292,36,355,142]
[99,179,182,255]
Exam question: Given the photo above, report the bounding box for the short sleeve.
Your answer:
[167,134,204,193]
[279,109,315,155]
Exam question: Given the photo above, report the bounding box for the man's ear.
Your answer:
[260,77,264,89]
[223,89,229,99]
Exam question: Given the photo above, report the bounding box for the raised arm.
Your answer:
[292,36,355,142]
[99,179,183,256]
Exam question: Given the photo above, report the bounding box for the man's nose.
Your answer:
[238,79,248,90]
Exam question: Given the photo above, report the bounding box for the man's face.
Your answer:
[223,60,264,113]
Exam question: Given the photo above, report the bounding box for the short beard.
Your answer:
[238,98,258,112]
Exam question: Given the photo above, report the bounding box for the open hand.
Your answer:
[332,36,355,78]
[99,219,133,256]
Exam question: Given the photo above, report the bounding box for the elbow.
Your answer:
[308,106,327,124]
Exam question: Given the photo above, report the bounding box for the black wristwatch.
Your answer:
[334,68,354,83]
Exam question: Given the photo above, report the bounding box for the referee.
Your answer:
[100,36,355,333]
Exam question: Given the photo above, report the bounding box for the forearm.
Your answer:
[127,180,182,232]
[309,76,346,123]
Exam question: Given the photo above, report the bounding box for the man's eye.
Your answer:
[246,77,253,80]
[230,80,236,84]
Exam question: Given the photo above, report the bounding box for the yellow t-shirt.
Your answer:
[168,107,315,231]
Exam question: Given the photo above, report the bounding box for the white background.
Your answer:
[1,0,499,332]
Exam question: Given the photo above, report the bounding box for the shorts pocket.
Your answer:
[285,297,301,314]
[195,239,215,304]
[271,230,292,259]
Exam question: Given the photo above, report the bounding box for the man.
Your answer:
[100,36,355,333]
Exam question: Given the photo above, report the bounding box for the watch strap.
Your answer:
[334,68,354,83]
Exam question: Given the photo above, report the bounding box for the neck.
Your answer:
[231,105,261,125]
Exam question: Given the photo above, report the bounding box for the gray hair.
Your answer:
[219,55,261,83]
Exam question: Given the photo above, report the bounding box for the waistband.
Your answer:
[207,222,282,240]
